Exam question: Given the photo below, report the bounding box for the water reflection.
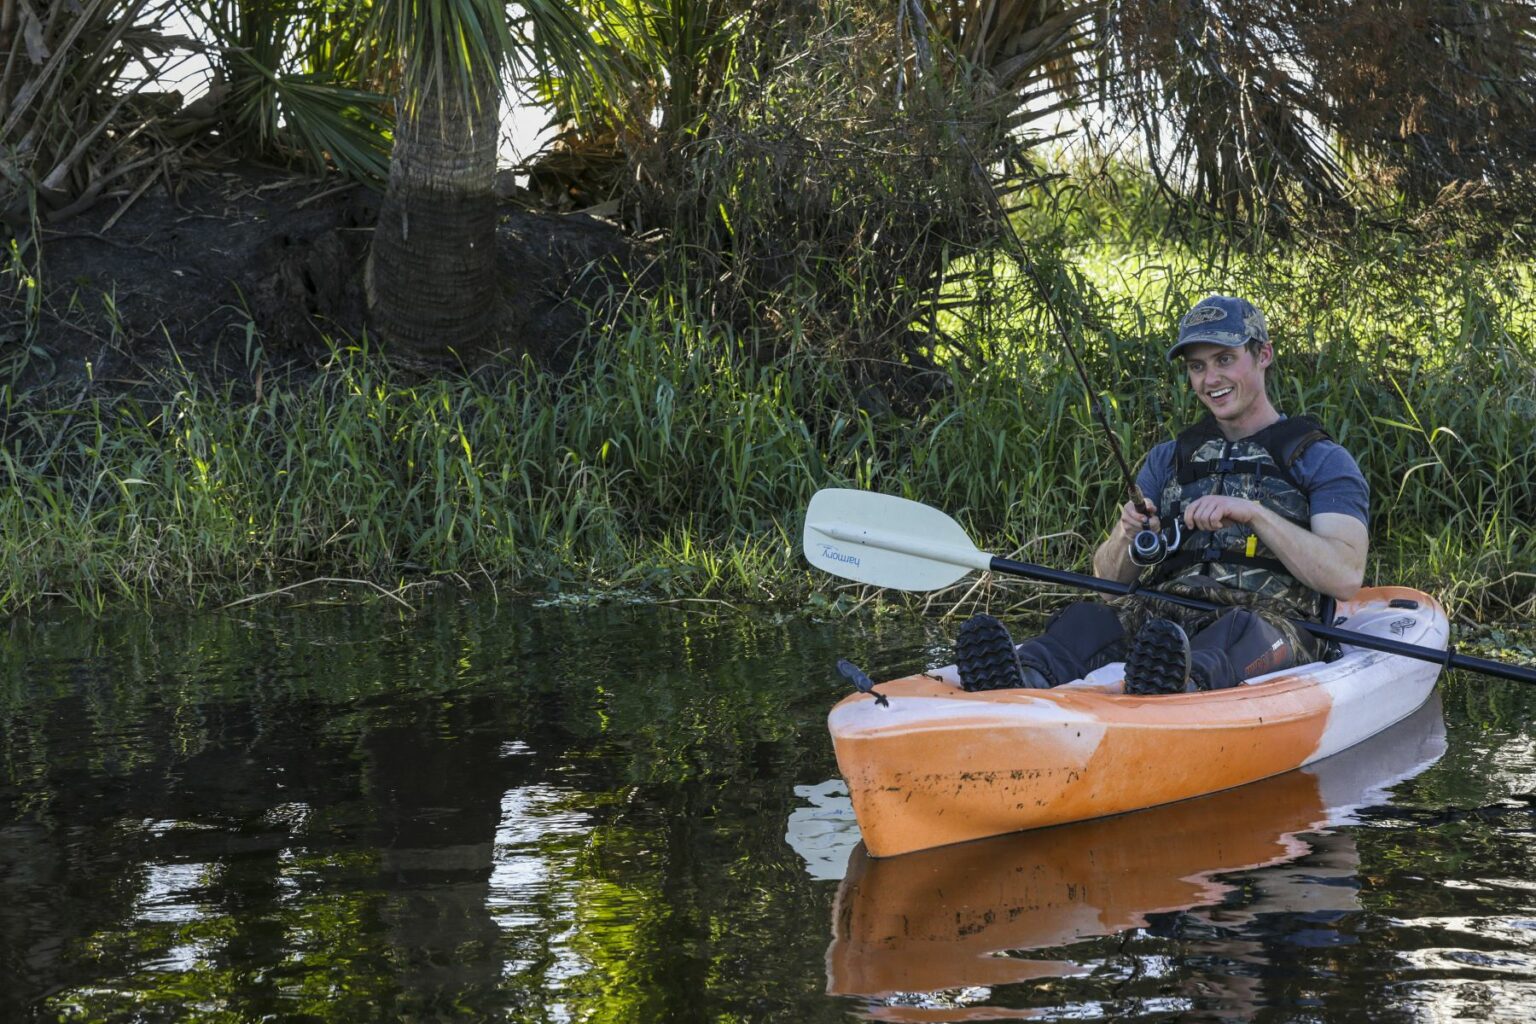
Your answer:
[0,595,901,1022]
[827,696,1447,1018]
[3,595,1535,1022]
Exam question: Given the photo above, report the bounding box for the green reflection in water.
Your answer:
[2,593,929,1022]
[2,595,1534,1022]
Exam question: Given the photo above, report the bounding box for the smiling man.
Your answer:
[956,295,1371,696]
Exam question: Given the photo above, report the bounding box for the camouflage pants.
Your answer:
[1109,578,1327,668]
[1013,579,1327,688]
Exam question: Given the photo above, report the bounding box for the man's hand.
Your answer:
[1177,496,1367,600]
[1181,495,1261,532]
[1116,500,1160,541]
[1095,500,1161,583]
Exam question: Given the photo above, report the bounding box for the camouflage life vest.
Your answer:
[1147,414,1332,619]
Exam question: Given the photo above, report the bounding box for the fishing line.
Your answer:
[959,135,1154,517]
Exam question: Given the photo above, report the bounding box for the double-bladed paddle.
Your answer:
[802,487,1536,684]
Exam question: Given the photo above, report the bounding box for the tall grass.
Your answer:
[3,176,1534,622]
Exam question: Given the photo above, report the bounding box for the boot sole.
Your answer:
[1124,618,1192,695]
[955,614,1025,692]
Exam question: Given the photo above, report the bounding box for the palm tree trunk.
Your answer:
[367,63,500,361]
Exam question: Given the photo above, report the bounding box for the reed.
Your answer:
[2,187,1533,625]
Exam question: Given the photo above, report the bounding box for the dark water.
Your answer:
[2,594,1534,1023]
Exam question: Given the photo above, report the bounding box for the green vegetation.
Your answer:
[4,173,1533,623]
[5,3,1535,627]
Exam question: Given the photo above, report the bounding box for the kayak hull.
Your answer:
[829,586,1448,857]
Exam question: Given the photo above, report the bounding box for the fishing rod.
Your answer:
[897,1,1156,518]
[960,138,1157,519]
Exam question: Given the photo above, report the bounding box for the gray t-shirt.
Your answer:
[1135,419,1370,525]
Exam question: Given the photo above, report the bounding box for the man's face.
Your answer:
[1181,340,1272,427]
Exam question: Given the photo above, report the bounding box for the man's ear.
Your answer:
[1257,342,1274,368]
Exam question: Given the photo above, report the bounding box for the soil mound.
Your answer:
[5,166,649,395]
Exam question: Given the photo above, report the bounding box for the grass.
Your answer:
[3,174,1534,626]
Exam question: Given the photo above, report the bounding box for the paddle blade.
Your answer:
[802,489,992,591]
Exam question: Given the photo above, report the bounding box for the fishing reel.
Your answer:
[1129,517,1185,567]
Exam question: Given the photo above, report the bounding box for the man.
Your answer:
[956,295,1371,695]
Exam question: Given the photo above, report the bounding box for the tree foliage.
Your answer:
[1102,0,1536,227]
[5,0,1536,366]
[0,0,392,229]
[8,0,1536,232]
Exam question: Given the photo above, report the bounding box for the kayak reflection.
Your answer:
[827,695,1446,999]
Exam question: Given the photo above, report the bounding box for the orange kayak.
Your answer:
[829,586,1448,857]
[827,694,1447,999]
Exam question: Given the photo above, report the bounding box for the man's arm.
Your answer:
[1098,443,1176,584]
[1180,495,1368,600]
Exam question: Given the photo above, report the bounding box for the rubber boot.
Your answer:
[1123,618,1193,695]
[956,614,1052,691]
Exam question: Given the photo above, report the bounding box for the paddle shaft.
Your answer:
[804,493,1536,685]
[989,554,1536,684]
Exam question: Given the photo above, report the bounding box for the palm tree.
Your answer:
[358,0,607,361]
[359,2,508,359]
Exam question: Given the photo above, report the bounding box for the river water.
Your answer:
[2,593,1534,1022]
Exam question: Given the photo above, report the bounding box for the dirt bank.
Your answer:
[4,166,650,398]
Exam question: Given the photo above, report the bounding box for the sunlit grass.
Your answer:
[3,187,1533,624]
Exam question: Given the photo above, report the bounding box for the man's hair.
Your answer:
[1244,338,1272,393]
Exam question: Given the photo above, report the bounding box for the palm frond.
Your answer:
[264,76,392,181]
[1,0,186,219]
[360,0,510,112]
[177,0,391,181]
[1101,0,1536,228]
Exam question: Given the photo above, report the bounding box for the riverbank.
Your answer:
[4,176,1534,629]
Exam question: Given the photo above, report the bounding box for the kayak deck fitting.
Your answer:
[829,586,1449,857]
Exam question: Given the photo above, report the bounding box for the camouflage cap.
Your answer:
[1167,295,1269,361]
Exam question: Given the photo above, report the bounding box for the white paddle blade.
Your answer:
[802,489,994,591]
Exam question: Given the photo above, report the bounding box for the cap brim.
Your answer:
[1166,333,1248,362]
